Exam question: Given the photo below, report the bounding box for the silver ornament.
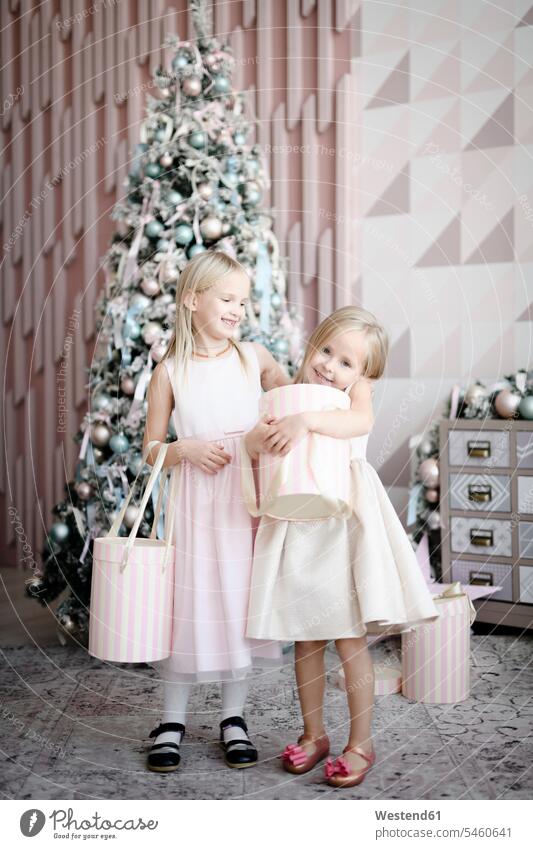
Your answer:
[161,262,179,283]
[123,505,140,529]
[156,293,174,306]
[427,511,441,531]
[120,376,135,395]
[160,152,173,168]
[464,383,485,405]
[494,389,521,419]
[92,447,105,463]
[182,76,202,97]
[418,458,439,488]
[141,277,160,297]
[150,341,168,362]
[200,215,223,241]
[198,182,213,200]
[76,482,92,501]
[142,321,162,345]
[91,423,111,447]
[130,292,151,310]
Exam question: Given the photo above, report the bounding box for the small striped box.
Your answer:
[400,584,475,704]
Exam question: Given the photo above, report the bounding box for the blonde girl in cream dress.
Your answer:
[243,306,440,788]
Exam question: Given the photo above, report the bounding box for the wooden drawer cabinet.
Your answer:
[440,419,533,630]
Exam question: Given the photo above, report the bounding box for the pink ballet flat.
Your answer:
[325,743,376,788]
[280,734,330,775]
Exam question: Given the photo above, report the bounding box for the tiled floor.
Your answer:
[1,633,532,800]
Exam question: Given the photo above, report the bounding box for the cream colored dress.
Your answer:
[245,427,441,642]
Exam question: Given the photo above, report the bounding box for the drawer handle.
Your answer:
[470,528,493,547]
[469,570,493,587]
[467,440,491,458]
[468,484,492,502]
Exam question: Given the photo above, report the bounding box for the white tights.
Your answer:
[155,677,251,747]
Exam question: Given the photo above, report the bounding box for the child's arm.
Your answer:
[143,363,180,467]
[143,362,231,473]
[263,378,375,455]
[250,342,292,391]
[305,378,375,437]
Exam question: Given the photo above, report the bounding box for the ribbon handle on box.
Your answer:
[106,440,175,573]
[240,438,291,517]
[433,581,477,625]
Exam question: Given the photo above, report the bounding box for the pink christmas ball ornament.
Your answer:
[418,458,439,488]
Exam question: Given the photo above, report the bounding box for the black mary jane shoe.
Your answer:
[219,715,258,769]
[146,722,185,773]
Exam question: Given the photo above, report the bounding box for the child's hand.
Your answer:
[244,416,277,459]
[263,413,309,456]
[181,438,232,475]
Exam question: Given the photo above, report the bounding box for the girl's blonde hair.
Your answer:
[162,250,250,380]
[294,306,389,384]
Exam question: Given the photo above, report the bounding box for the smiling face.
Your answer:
[305,329,368,390]
[185,270,250,343]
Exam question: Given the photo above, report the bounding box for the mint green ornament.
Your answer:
[518,395,533,419]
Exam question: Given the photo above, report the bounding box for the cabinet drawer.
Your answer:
[450,559,513,602]
[448,430,510,468]
[450,517,512,557]
[518,476,533,514]
[518,566,533,604]
[449,473,510,512]
[518,522,533,558]
[517,431,533,469]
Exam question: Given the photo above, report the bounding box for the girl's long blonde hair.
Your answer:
[294,306,389,384]
[162,250,250,381]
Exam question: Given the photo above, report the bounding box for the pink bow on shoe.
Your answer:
[324,756,350,778]
[280,743,307,767]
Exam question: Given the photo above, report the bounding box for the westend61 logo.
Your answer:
[19,807,159,838]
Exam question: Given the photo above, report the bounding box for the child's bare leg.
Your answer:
[335,636,375,770]
[294,639,328,750]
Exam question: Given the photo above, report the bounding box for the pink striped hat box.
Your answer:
[89,536,175,663]
[246,383,353,521]
[335,664,402,696]
[88,440,177,664]
[400,582,476,704]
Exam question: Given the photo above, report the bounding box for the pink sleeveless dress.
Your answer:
[148,341,282,683]
[245,380,441,641]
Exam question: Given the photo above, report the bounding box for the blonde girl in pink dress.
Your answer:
[244,307,440,788]
[142,251,289,773]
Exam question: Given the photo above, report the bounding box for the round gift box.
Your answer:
[335,663,402,696]
[255,383,353,521]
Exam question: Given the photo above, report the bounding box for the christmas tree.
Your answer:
[26,2,302,644]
